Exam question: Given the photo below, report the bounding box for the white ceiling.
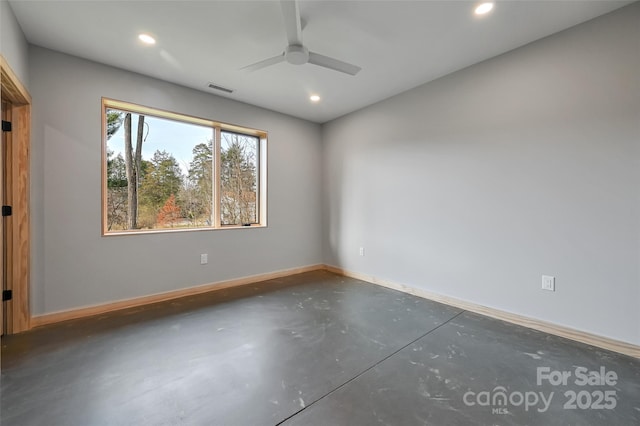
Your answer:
[9,0,632,123]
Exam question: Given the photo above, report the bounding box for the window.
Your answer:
[102,98,267,234]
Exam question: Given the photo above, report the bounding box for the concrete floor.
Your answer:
[1,270,639,425]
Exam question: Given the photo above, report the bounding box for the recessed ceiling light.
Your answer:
[310,95,321,102]
[138,33,156,45]
[474,2,494,15]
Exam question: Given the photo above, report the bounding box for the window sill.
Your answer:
[103,224,267,237]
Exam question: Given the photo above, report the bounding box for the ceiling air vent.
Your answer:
[207,83,234,94]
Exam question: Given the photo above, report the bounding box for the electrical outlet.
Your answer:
[542,275,555,291]
[200,254,208,265]
[359,247,365,256]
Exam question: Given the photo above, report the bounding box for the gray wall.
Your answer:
[22,2,640,346]
[322,4,640,345]
[30,47,323,315]
[0,0,29,88]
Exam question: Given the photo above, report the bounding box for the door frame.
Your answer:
[1,55,31,334]
[1,99,6,335]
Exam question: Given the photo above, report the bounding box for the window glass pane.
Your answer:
[103,99,266,235]
[220,131,259,225]
[106,108,213,231]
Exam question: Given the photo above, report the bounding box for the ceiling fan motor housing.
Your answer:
[285,45,309,65]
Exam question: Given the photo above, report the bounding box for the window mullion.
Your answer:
[213,126,222,228]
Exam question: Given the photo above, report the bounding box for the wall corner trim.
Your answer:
[325,265,640,359]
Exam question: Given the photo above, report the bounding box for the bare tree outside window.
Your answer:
[221,131,259,226]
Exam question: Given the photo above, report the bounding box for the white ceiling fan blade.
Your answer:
[241,54,285,72]
[308,52,362,76]
[280,0,303,46]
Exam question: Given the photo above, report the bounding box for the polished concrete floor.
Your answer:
[2,270,639,425]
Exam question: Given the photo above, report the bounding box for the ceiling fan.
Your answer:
[242,0,362,76]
